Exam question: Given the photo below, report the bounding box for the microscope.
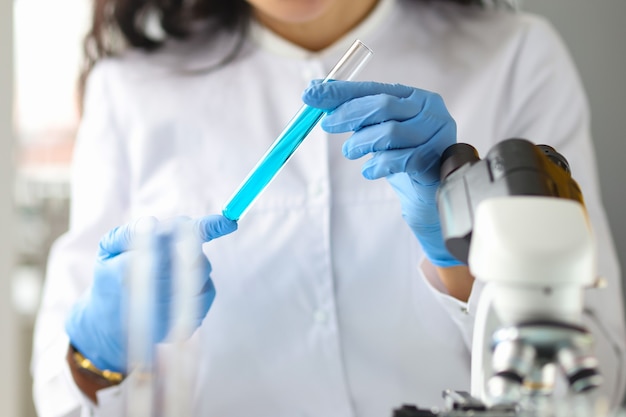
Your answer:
[394,138,606,416]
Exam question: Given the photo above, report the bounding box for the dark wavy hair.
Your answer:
[79,0,483,96]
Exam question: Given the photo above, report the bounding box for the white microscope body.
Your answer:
[392,139,614,416]
[469,196,600,404]
[432,138,604,414]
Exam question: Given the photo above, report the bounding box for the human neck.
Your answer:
[253,0,380,52]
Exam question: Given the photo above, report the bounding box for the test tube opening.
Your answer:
[324,40,374,82]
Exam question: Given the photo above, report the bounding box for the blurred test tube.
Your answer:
[126,219,157,417]
[162,221,203,417]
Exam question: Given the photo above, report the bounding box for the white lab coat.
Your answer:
[32,0,626,416]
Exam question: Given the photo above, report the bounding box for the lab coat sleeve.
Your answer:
[31,61,131,417]
[422,15,626,407]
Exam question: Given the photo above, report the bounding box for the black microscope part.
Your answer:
[436,138,584,264]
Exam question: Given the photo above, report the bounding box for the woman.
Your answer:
[32,0,626,416]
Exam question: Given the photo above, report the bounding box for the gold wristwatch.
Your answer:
[70,345,124,384]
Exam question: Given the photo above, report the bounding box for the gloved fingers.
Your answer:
[152,305,172,343]
[148,217,219,297]
[166,251,213,298]
[341,117,448,160]
[361,147,442,185]
[321,91,423,133]
[387,174,440,208]
[195,255,214,295]
[98,216,158,259]
[194,278,216,321]
[155,278,215,314]
[193,215,238,243]
[92,253,132,295]
[100,216,189,261]
[152,231,174,294]
[302,80,415,110]
[151,276,215,341]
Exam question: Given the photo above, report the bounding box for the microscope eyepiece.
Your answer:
[439,143,480,181]
[437,138,584,264]
[537,144,571,174]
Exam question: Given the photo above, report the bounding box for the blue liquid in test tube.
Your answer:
[222,40,373,221]
[222,106,324,220]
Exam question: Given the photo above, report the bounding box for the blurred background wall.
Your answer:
[1,0,19,415]
[3,1,626,417]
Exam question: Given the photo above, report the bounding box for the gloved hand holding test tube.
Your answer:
[222,39,373,221]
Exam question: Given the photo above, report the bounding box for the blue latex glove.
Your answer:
[302,80,463,267]
[65,215,237,373]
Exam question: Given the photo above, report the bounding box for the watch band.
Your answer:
[70,345,125,384]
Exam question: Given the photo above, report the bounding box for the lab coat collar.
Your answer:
[248,0,396,60]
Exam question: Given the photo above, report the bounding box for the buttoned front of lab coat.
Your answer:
[32,0,626,416]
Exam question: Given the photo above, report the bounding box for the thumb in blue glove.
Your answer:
[302,80,463,267]
[65,215,237,374]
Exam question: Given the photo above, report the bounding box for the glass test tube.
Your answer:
[222,39,373,221]
[163,222,202,417]
[126,222,157,417]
